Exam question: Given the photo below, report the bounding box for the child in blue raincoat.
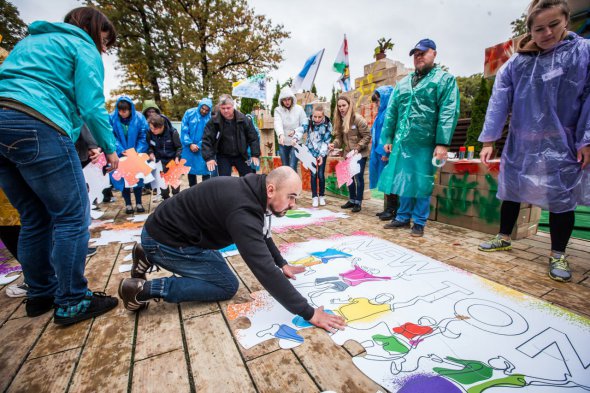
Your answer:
[180,98,213,186]
[110,96,149,214]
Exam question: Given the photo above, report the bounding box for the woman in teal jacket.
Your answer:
[0,7,119,325]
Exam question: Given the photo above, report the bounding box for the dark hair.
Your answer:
[526,0,570,31]
[117,100,131,111]
[64,7,116,53]
[371,91,380,103]
[148,114,165,128]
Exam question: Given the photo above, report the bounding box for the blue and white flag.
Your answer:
[232,73,266,101]
[293,49,325,92]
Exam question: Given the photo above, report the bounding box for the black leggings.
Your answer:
[500,200,575,252]
[188,174,211,187]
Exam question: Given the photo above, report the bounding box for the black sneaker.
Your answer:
[136,204,146,213]
[384,220,411,229]
[351,204,362,213]
[411,224,425,237]
[87,247,97,257]
[341,201,355,209]
[25,296,55,317]
[53,292,118,326]
[125,205,134,214]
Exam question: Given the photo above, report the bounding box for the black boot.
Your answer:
[376,197,387,217]
[379,194,399,221]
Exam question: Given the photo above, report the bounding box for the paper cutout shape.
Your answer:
[112,148,153,188]
[90,209,104,220]
[119,264,132,273]
[219,244,239,257]
[293,144,317,174]
[89,228,142,246]
[161,159,190,189]
[335,153,362,187]
[83,153,111,204]
[127,214,150,223]
[149,161,166,194]
[0,263,21,285]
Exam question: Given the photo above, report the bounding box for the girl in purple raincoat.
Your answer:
[478,0,590,282]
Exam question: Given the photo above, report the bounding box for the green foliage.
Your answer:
[374,37,394,58]
[239,97,259,115]
[0,0,27,51]
[86,0,289,119]
[456,73,483,118]
[311,83,317,95]
[511,13,527,38]
[330,86,337,120]
[465,77,492,154]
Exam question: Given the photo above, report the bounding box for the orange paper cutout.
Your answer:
[161,159,190,188]
[112,148,153,187]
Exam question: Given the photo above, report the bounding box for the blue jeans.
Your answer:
[0,109,89,305]
[278,145,299,172]
[395,196,431,226]
[311,157,327,197]
[348,157,367,205]
[217,154,252,177]
[122,186,143,206]
[141,228,239,303]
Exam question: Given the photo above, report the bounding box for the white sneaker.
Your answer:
[312,197,319,207]
[319,196,326,206]
[6,283,28,298]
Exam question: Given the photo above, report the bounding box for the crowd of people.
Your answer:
[0,0,588,331]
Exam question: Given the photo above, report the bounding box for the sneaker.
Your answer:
[548,255,572,282]
[54,291,118,326]
[351,204,362,213]
[319,196,326,206]
[87,247,97,257]
[312,197,319,207]
[131,243,155,280]
[411,224,425,237]
[119,278,149,312]
[25,296,55,317]
[102,196,117,203]
[7,283,29,298]
[478,234,512,252]
[125,205,134,214]
[136,204,146,213]
[341,201,355,209]
[384,220,411,229]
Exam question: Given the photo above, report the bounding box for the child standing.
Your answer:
[110,96,149,214]
[292,106,332,207]
[147,114,182,199]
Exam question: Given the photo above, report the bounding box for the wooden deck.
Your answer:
[1,185,589,393]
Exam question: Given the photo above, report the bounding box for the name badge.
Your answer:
[541,67,563,82]
[150,140,156,146]
[351,125,357,129]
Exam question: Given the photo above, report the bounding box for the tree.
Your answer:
[510,13,527,38]
[311,83,317,96]
[271,80,281,116]
[330,86,337,120]
[239,97,259,115]
[456,73,483,118]
[0,0,27,51]
[464,77,492,154]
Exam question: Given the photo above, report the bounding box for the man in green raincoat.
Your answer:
[378,39,460,237]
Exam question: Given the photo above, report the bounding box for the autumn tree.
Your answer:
[511,13,527,38]
[464,77,492,154]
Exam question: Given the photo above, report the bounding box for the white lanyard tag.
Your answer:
[541,67,564,82]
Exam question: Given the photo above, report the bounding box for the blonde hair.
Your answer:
[526,0,570,31]
[333,96,355,134]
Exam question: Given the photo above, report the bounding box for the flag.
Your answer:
[232,73,266,101]
[293,49,325,91]
[333,35,351,92]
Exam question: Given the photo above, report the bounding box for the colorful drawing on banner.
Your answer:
[83,152,110,205]
[225,234,590,392]
[111,148,153,187]
[335,153,361,187]
[149,161,166,195]
[219,243,239,257]
[293,144,317,174]
[0,263,22,285]
[161,159,190,189]
[272,208,348,233]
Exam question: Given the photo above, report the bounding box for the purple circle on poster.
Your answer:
[397,374,461,393]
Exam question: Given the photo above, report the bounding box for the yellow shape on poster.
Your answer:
[335,297,391,323]
[290,256,321,267]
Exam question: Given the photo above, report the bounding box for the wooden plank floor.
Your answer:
[1,183,589,393]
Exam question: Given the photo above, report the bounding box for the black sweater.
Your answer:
[144,174,315,320]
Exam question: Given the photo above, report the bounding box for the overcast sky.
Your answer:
[13,0,531,103]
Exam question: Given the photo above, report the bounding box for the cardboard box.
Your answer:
[529,206,542,222]
[363,58,396,75]
[512,222,538,240]
[440,172,477,187]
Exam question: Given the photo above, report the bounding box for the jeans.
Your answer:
[278,145,299,172]
[217,154,252,177]
[311,158,327,197]
[348,157,367,205]
[122,186,143,206]
[141,228,239,303]
[395,196,431,226]
[0,109,89,305]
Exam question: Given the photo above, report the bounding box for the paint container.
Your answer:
[459,146,466,160]
[467,146,475,160]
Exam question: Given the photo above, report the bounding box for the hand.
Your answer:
[105,152,119,172]
[149,153,156,161]
[88,148,101,163]
[384,144,392,153]
[291,138,298,146]
[251,157,259,167]
[190,144,199,152]
[381,155,389,162]
[281,264,305,280]
[278,135,284,145]
[480,146,494,167]
[317,156,323,166]
[578,145,590,170]
[309,306,347,332]
[206,160,217,171]
[288,130,295,137]
[433,145,448,161]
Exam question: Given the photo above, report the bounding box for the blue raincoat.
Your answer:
[479,33,590,213]
[109,96,149,190]
[369,85,393,189]
[180,98,213,175]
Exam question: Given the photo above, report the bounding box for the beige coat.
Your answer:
[333,114,371,158]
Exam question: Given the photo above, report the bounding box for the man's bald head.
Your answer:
[266,167,301,217]
[266,166,301,190]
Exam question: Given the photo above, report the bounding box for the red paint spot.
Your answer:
[453,162,482,174]
[393,322,434,340]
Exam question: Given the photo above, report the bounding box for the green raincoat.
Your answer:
[378,66,459,198]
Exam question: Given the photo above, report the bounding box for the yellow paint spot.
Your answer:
[335,297,391,323]
[290,256,322,267]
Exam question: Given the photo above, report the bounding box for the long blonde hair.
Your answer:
[333,96,355,134]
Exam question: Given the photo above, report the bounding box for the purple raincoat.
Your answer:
[479,33,590,213]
